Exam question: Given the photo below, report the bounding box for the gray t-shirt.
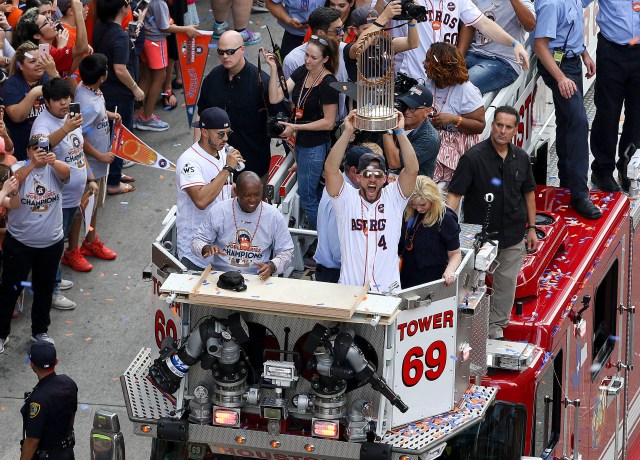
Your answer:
[191,198,294,275]
[31,109,86,208]
[9,164,65,248]
[469,0,535,74]
[74,84,110,180]
[144,0,171,41]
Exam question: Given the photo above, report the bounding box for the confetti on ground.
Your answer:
[65,321,73,325]
[105,298,114,302]
[66,333,74,337]
[80,404,89,411]
[99,272,105,277]
[83,292,91,296]
[159,175,165,180]
[121,201,128,205]
[85,337,92,341]
[112,378,119,381]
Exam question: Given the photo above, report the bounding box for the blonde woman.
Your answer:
[399,175,461,288]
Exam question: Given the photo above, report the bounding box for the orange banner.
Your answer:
[176,31,213,126]
[111,124,176,171]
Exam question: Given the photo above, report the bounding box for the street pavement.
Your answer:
[0,5,283,459]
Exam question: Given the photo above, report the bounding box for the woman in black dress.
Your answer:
[399,175,461,288]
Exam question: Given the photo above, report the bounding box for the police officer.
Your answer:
[589,0,640,192]
[533,0,602,219]
[21,341,78,460]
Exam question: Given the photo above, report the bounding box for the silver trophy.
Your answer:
[354,30,397,131]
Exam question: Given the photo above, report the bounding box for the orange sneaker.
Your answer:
[81,236,117,260]
[61,248,93,272]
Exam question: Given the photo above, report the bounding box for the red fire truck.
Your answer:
[108,3,640,459]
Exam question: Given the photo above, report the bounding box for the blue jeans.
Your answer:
[53,206,78,294]
[465,52,519,94]
[296,142,329,230]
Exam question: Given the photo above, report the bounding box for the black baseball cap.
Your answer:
[358,152,387,173]
[397,85,434,109]
[350,6,378,27]
[191,107,231,129]
[29,340,57,369]
[345,146,373,169]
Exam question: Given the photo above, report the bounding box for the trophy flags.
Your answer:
[176,31,214,126]
[111,124,176,171]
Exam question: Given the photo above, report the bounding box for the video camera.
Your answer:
[392,0,427,22]
[393,72,419,112]
[266,112,291,138]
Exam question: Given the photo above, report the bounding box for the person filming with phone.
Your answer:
[0,135,70,354]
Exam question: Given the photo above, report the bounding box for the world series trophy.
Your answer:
[354,29,397,131]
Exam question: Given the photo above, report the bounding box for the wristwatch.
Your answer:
[222,165,235,174]
[526,223,538,230]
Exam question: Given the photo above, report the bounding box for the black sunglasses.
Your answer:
[213,129,233,139]
[310,35,329,46]
[217,46,243,56]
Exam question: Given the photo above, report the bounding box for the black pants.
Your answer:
[590,34,640,177]
[315,264,340,283]
[280,31,304,61]
[537,57,589,200]
[0,234,64,339]
[105,95,135,187]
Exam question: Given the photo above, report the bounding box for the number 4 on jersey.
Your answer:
[378,235,387,250]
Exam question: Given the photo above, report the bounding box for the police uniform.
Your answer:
[22,341,78,459]
[534,0,591,200]
[590,0,640,189]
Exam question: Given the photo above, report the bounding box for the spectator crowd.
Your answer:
[1,0,638,355]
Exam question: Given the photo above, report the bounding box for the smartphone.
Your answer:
[137,0,149,10]
[39,43,50,55]
[69,102,80,118]
[127,21,138,38]
[38,138,49,152]
[55,22,64,32]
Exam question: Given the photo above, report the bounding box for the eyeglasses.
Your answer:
[217,46,243,56]
[213,129,233,139]
[39,18,52,30]
[404,106,427,113]
[361,170,385,179]
[310,35,329,46]
[330,26,344,36]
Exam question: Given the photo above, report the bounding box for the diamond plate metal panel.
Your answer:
[121,348,175,422]
[468,293,490,376]
[380,385,497,453]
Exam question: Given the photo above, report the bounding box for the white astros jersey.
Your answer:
[331,181,408,293]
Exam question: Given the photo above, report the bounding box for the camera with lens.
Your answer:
[392,0,427,22]
[266,112,290,138]
[393,72,418,112]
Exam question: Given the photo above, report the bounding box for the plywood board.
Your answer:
[189,270,367,319]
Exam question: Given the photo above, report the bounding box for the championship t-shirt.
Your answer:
[31,110,86,208]
[8,164,65,248]
[75,84,110,180]
[176,142,233,268]
[424,79,483,130]
[191,198,294,274]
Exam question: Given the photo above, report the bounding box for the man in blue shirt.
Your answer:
[589,1,640,192]
[314,145,370,283]
[533,0,601,219]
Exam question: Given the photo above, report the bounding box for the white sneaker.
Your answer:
[0,335,8,354]
[31,333,54,344]
[59,279,74,291]
[122,159,135,169]
[52,293,76,310]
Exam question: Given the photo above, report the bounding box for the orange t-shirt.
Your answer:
[6,6,22,29]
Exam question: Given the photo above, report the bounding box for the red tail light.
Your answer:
[213,409,240,426]
[312,420,339,438]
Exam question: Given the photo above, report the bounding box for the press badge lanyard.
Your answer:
[295,70,325,120]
